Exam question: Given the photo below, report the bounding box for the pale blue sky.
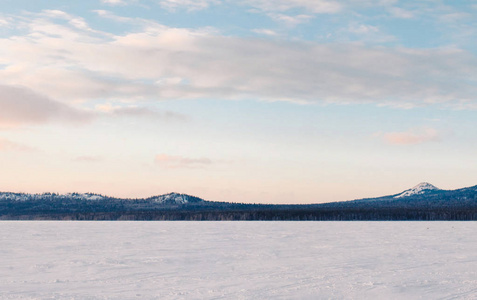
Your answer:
[0,0,476,203]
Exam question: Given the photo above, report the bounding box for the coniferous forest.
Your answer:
[1,185,477,220]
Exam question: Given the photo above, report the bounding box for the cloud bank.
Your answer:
[0,10,476,109]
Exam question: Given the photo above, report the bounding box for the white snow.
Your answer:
[0,192,105,201]
[65,193,105,201]
[394,182,440,198]
[1,221,476,299]
[151,193,192,204]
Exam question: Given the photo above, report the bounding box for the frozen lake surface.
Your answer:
[1,221,477,299]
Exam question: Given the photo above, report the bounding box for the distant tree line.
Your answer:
[2,206,477,221]
[2,187,477,220]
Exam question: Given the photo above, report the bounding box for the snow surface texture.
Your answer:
[394,182,440,198]
[1,222,476,299]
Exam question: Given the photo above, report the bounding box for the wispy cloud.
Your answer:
[155,0,342,14]
[344,23,396,43]
[155,153,213,168]
[266,13,313,26]
[111,107,187,120]
[95,104,188,120]
[72,155,104,162]
[348,24,379,34]
[252,28,278,36]
[159,0,219,11]
[0,85,92,128]
[0,138,36,152]
[245,0,342,14]
[0,17,11,26]
[101,0,128,6]
[380,128,441,145]
[387,7,414,19]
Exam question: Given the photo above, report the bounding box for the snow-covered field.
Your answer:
[1,222,476,299]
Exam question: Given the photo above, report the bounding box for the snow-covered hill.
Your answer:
[394,182,440,198]
[0,192,106,202]
[0,191,203,204]
[147,193,204,204]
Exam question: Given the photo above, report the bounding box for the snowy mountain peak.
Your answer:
[394,182,440,198]
[413,182,439,190]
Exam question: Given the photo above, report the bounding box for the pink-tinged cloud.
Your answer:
[94,104,187,120]
[382,128,440,145]
[110,107,187,121]
[0,85,92,128]
[155,153,213,168]
[2,11,477,109]
[0,138,36,152]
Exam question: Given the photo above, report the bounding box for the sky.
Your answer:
[1,0,477,204]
